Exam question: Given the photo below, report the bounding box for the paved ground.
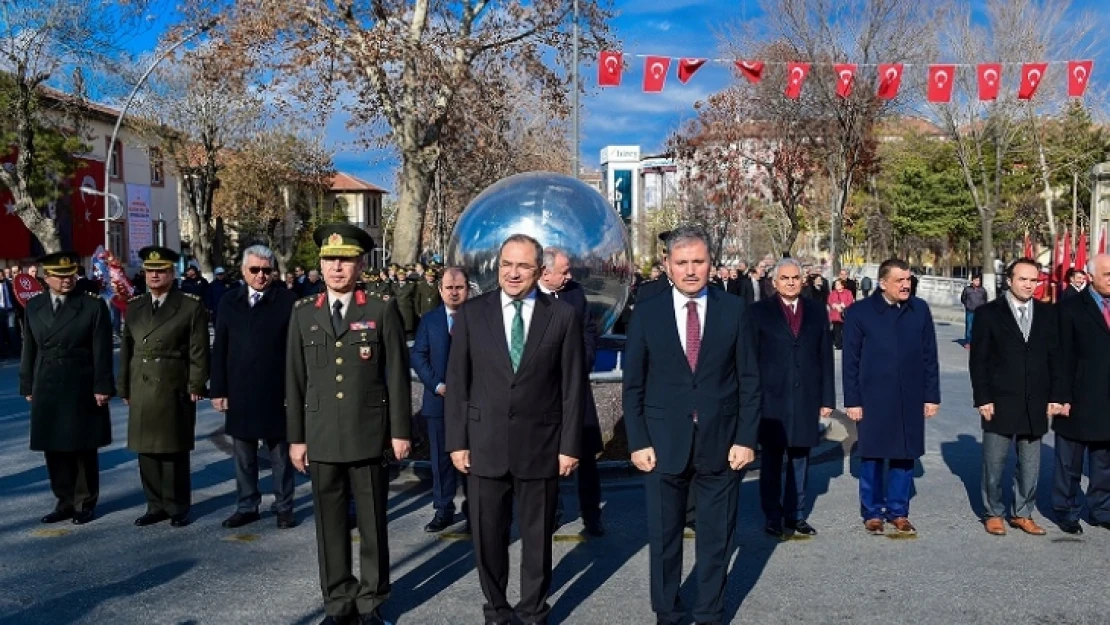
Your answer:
[1,315,1108,625]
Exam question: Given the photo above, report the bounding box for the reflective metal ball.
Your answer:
[445,171,633,334]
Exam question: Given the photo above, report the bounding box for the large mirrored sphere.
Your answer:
[446,171,633,334]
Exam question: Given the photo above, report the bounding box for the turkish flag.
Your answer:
[834,64,857,98]
[977,63,1002,101]
[1018,62,1048,100]
[678,58,707,84]
[70,158,106,257]
[1100,225,1107,254]
[784,63,810,99]
[643,56,671,93]
[598,51,623,87]
[1060,227,1072,282]
[927,64,956,103]
[0,152,32,260]
[1023,232,1033,259]
[876,63,903,100]
[1068,60,1094,97]
[735,60,764,84]
[1075,230,1088,276]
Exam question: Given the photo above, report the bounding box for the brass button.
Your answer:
[336,357,343,365]
[336,392,344,400]
[336,341,343,348]
[336,374,344,382]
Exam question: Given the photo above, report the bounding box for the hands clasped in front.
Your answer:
[632,445,755,472]
[846,404,940,421]
[449,450,578,476]
[290,438,411,474]
[978,402,1069,421]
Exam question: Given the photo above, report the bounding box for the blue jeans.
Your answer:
[964,311,975,343]
[859,457,914,520]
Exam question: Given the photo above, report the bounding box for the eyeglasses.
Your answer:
[247,266,274,275]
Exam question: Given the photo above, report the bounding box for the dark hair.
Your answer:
[1006,257,1040,278]
[665,226,711,255]
[877,258,910,281]
[441,266,469,283]
[499,233,543,268]
[1064,267,1085,281]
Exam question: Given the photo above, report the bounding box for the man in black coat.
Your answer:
[19,251,114,525]
[751,258,834,537]
[210,245,299,530]
[445,234,584,625]
[969,258,1065,536]
[1058,268,1088,302]
[1055,253,1110,533]
[540,247,605,536]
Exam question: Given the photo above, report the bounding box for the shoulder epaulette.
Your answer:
[129,294,143,302]
[295,296,314,308]
[86,292,101,299]
[182,292,202,301]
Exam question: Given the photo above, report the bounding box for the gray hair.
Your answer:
[664,226,710,255]
[1090,253,1110,274]
[241,244,275,267]
[770,257,803,280]
[542,246,568,269]
[499,233,543,268]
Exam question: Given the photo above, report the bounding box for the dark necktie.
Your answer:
[509,301,524,372]
[1101,299,1110,331]
[685,300,701,371]
[332,300,344,335]
[250,292,261,308]
[53,297,62,315]
[152,299,160,314]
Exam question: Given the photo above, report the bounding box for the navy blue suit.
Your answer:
[411,304,465,516]
[623,286,760,624]
[751,296,835,525]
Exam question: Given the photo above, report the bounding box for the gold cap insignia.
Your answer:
[58,257,73,267]
[328,233,344,246]
[149,251,161,261]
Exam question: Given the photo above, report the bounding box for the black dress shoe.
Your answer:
[72,510,96,525]
[1096,521,1110,531]
[764,521,783,537]
[583,519,606,537]
[276,511,297,529]
[41,509,74,524]
[222,511,260,529]
[170,514,191,527]
[424,512,455,533]
[358,609,387,624]
[1058,520,1083,535]
[786,519,818,536]
[134,511,170,526]
[319,615,357,625]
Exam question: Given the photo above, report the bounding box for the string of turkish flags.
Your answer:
[597,51,1095,101]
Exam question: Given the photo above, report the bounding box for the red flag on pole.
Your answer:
[1023,232,1033,258]
[1018,62,1048,100]
[977,63,1002,101]
[598,51,623,87]
[677,58,707,84]
[927,65,956,103]
[70,158,106,257]
[876,64,903,100]
[784,63,810,99]
[1075,230,1088,275]
[1068,60,1094,97]
[642,56,671,93]
[735,61,764,84]
[1060,228,1072,283]
[1051,233,1062,282]
[834,64,857,98]
[1100,224,1107,254]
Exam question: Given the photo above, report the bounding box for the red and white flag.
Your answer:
[598,51,623,87]
[735,60,764,84]
[677,58,707,84]
[1068,60,1094,97]
[784,62,810,99]
[1018,62,1048,100]
[977,63,1002,101]
[1075,230,1088,276]
[643,56,671,93]
[927,64,956,103]
[834,64,856,98]
[1100,224,1107,254]
[876,63,903,100]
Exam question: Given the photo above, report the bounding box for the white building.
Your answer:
[599,145,680,259]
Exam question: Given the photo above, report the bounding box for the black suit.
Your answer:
[623,287,760,625]
[1055,290,1110,524]
[737,275,755,304]
[1058,285,1084,302]
[445,289,584,625]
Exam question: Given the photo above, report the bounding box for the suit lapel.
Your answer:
[145,290,181,339]
[484,291,514,373]
[995,299,1025,341]
[694,289,722,373]
[517,293,553,374]
[42,294,81,340]
[34,294,55,333]
[338,297,366,339]
[1082,293,1110,335]
[665,290,688,373]
[314,296,336,339]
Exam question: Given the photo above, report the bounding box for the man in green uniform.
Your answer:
[119,246,210,528]
[391,267,417,339]
[20,251,114,525]
[414,267,441,318]
[287,224,412,625]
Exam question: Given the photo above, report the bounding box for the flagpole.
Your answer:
[571,0,580,180]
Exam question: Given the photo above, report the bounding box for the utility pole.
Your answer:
[571,0,580,180]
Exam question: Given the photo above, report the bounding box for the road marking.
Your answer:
[886,532,918,540]
[32,528,71,538]
[553,534,585,543]
[221,533,261,543]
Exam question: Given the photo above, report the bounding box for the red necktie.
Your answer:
[1102,299,1110,331]
[686,300,701,371]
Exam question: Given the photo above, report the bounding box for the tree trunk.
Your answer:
[9,77,61,253]
[979,210,997,299]
[392,151,436,265]
[829,186,844,274]
[1035,138,1057,239]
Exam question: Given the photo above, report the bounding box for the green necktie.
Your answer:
[510,300,524,372]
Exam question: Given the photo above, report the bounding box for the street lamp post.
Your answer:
[571,0,580,180]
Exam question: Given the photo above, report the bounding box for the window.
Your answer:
[149,148,164,186]
[107,138,124,180]
[369,194,381,227]
[108,221,126,258]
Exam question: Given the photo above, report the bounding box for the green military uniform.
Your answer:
[287,224,412,621]
[415,271,441,318]
[19,251,115,523]
[391,275,417,338]
[119,247,210,524]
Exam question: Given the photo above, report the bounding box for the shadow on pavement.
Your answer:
[940,433,983,519]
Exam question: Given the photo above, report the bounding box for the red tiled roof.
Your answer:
[329,172,387,193]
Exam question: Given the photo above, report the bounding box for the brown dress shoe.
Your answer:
[1009,516,1047,535]
[864,518,885,535]
[984,516,1006,536]
[889,517,917,534]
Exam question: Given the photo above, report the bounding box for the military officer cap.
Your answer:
[138,246,179,270]
[424,268,436,277]
[315,223,374,258]
[658,230,672,243]
[39,251,81,277]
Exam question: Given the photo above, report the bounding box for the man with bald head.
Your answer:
[1055,253,1110,534]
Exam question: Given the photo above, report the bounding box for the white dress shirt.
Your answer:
[780,296,799,314]
[673,286,707,355]
[51,294,67,310]
[248,287,265,306]
[327,291,354,321]
[150,292,168,308]
[501,289,537,347]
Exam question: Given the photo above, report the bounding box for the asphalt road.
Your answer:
[0,318,1107,625]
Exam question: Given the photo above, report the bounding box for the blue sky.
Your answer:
[116,0,1107,193]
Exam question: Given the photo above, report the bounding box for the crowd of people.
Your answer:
[10,221,1110,625]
